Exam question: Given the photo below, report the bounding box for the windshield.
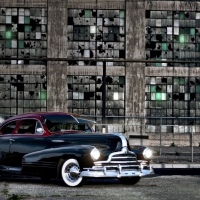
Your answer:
[42,114,95,133]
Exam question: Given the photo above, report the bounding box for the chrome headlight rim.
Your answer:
[142,148,152,160]
[90,148,100,161]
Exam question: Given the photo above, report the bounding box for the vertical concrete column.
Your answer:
[47,0,68,111]
[125,0,146,143]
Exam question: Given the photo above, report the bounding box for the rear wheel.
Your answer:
[119,177,141,185]
[61,158,85,187]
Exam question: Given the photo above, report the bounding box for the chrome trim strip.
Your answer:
[70,114,79,123]
[51,140,65,142]
[111,133,127,148]
[94,147,135,165]
[94,133,135,165]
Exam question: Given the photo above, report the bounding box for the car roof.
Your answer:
[2,112,96,124]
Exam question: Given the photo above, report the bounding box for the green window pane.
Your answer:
[156,58,161,67]
[67,76,73,83]
[196,86,200,93]
[6,31,11,39]
[190,28,195,36]
[174,78,179,85]
[185,93,190,101]
[179,35,185,43]
[156,93,162,100]
[196,44,200,52]
[6,16,11,24]
[18,40,24,48]
[151,93,155,100]
[167,11,172,19]
[161,43,167,50]
[40,91,47,100]
[6,40,11,48]
[24,16,30,24]
[85,10,90,18]
[119,76,125,84]
[151,85,156,92]
[179,12,185,20]
[120,10,125,18]
[179,77,185,85]
[24,25,30,32]
[79,92,84,99]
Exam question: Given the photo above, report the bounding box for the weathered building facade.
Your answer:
[1,0,200,146]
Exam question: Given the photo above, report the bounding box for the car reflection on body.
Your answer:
[0,112,153,187]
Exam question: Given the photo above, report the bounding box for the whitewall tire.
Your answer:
[61,158,84,187]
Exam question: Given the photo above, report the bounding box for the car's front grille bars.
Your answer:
[94,147,138,168]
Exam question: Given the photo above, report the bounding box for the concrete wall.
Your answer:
[47,0,68,111]
[1,0,200,146]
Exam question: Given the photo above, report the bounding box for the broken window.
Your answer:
[68,9,125,66]
[0,74,47,116]
[146,10,199,67]
[0,8,47,65]
[145,76,200,125]
[67,75,125,122]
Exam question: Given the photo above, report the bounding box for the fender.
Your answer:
[131,145,150,163]
[131,145,148,160]
[22,145,96,172]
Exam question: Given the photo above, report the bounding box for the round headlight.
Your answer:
[143,148,152,159]
[90,148,100,161]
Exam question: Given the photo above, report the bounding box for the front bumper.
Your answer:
[81,163,154,178]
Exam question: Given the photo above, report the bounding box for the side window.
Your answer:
[18,120,37,134]
[85,124,92,132]
[1,121,17,135]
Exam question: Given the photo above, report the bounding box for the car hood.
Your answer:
[47,133,124,153]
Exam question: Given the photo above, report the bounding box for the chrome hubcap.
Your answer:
[69,166,80,179]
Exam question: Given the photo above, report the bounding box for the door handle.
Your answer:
[9,139,15,142]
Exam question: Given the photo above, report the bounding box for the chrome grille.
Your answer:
[94,147,138,169]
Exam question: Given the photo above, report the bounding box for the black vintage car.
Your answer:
[0,112,153,187]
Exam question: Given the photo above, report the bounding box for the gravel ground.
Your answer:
[0,175,200,200]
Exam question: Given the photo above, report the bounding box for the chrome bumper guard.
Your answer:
[81,163,154,178]
[81,146,154,178]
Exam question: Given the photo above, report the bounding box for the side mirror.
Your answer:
[36,128,44,134]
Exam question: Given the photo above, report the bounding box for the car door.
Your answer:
[0,121,17,167]
[9,119,47,167]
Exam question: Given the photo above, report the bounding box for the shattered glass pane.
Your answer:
[68,9,125,66]
[146,10,200,67]
[67,75,125,117]
[146,76,200,124]
[0,7,47,65]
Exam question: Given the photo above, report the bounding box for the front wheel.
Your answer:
[119,177,141,185]
[61,158,85,187]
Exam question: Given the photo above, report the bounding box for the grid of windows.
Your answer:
[0,74,47,115]
[67,75,125,123]
[67,9,125,66]
[145,76,200,125]
[145,10,200,67]
[0,8,47,65]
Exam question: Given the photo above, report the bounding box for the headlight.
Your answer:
[90,148,100,161]
[143,148,152,159]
